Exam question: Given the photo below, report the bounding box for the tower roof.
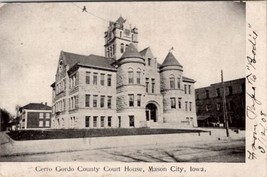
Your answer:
[161,52,182,67]
[115,16,126,26]
[120,43,143,59]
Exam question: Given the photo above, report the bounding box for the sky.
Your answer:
[0,2,245,115]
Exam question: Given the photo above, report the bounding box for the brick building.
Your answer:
[50,17,197,129]
[195,78,245,128]
[18,103,52,129]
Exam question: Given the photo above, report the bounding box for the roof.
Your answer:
[139,47,154,58]
[61,51,116,70]
[20,103,51,111]
[160,52,182,67]
[115,16,126,26]
[120,43,143,59]
[183,76,196,83]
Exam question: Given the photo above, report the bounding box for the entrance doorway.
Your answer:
[146,103,157,122]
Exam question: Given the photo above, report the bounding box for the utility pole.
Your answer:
[221,70,229,137]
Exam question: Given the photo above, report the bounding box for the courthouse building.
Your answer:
[50,17,197,129]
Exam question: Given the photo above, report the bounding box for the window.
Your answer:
[93,116,98,127]
[188,85,191,94]
[216,88,220,97]
[128,69,134,84]
[137,94,141,107]
[189,102,192,111]
[151,79,155,93]
[100,96,105,108]
[129,94,134,107]
[206,104,210,112]
[100,74,105,86]
[108,116,112,127]
[93,95,98,108]
[107,96,112,109]
[120,31,122,38]
[170,76,175,89]
[118,116,121,128]
[171,98,176,109]
[148,58,151,66]
[39,113,44,119]
[184,84,187,94]
[39,121,43,127]
[93,73,98,85]
[177,77,181,89]
[178,98,182,109]
[228,86,233,95]
[62,99,65,111]
[85,94,90,107]
[86,72,90,84]
[228,101,233,111]
[217,103,221,111]
[121,43,124,53]
[185,101,188,111]
[146,78,149,93]
[136,70,141,84]
[107,74,112,86]
[100,116,105,127]
[75,96,79,108]
[45,113,50,119]
[45,121,50,127]
[85,116,90,127]
[206,90,209,98]
[129,116,135,127]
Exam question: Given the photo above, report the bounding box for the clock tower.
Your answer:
[104,16,138,59]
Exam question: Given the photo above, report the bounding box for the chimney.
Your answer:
[45,102,47,106]
[41,102,43,105]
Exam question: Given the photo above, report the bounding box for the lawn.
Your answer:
[7,128,207,141]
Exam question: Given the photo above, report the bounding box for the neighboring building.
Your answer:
[195,78,245,128]
[18,103,52,129]
[50,16,197,129]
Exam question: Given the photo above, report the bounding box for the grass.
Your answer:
[7,128,207,141]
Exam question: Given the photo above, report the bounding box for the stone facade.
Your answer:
[51,17,197,129]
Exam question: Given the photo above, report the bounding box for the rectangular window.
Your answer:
[178,97,182,109]
[85,116,90,127]
[228,86,233,95]
[86,72,90,84]
[107,74,112,86]
[129,94,134,107]
[62,99,65,111]
[93,116,97,127]
[146,78,149,93]
[45,121,50,127]
[206,90,209,98]
[39,113,44,119]
[45,113,50,119]
[137,94,141,107]
[216,88,220,97]
[148,58,151,66]
[170,77,175,89]
[100,96,105,108]
[184,84,187,94]
[85,94,90,107]
[177,77,181,89]
[189,102,192,111]
[93,95,98,108]
[108,116,112,127]
[185,101,188,111]
[100,116,105,127]
[151,79,155,93]
[128,71,134,84]
[136,71,141,84]
[171,98,176,109]
[93,73,98,85]
[107,96,112,109]
[129,116,135,127]
[100,74,105,86]
[75,96,79,108]
[217,103,221,111]
[188,85,191,94]
[39,121,43,127]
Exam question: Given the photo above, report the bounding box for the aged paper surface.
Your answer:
[0,1,266,177]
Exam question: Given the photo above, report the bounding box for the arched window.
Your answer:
[121,43,124,53]
[128,68,134,84]
[169,75,175,89]
[136,69,141,84]
[120,31,122,38]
